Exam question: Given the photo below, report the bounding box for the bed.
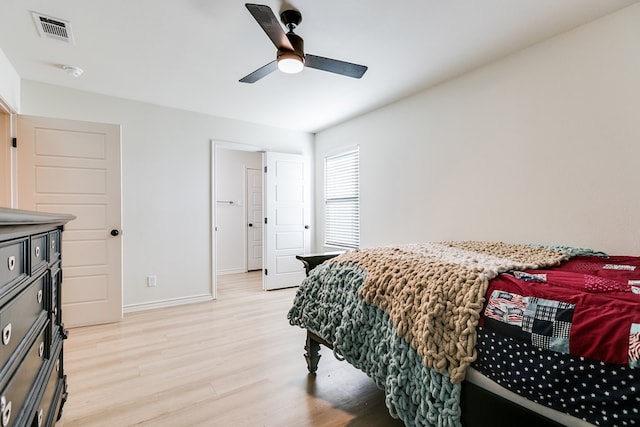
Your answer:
[287,242,640,427]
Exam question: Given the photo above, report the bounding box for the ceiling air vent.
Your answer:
[31,12,75,44]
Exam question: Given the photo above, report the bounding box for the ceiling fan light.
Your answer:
[277,52,304,74]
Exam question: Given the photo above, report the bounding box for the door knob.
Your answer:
[304,225,310,229]
[110,229,120,237]
[248,223,253,227]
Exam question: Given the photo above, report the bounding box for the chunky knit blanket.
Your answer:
[288,242,571,427]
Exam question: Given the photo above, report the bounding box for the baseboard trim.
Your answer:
[123,294,215,314]
[216,268,247,276]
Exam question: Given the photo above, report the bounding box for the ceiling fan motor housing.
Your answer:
[278,32,304,62]
[280,9,302,28]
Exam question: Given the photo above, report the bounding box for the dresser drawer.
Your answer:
[45,265,61,356]
[28,340,63,427]
[0,274,47,374]
[0,326,47,427]
[0,240,28,298]
[29,235,48,276]
[47,231,60,267]
[48,265,60,325]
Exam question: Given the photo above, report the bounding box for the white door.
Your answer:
[263,152,310,290]
[246,168,263,271]
[17,115,123,327]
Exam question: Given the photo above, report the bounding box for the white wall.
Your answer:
[0,49,20,208]
[315,4,640,255]
[215,147,262,274]
[20,80,313,310]
[0,48,20,113]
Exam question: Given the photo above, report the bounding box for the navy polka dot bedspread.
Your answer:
[473,327,639,426]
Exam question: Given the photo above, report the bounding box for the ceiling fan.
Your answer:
[240,3,368,83]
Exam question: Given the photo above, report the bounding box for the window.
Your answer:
[324,147,359,249]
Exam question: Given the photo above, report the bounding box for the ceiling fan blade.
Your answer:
[305,54,368,79]
[245,3,294,51]
[239,60,278,83]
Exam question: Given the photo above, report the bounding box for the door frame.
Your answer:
[0,98,17,208]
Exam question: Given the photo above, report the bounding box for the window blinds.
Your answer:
[324,147,359,249]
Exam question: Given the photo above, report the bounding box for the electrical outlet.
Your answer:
[147,275,157,287]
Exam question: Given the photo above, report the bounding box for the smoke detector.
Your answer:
[31,12,75,44]
[62,65,83,77]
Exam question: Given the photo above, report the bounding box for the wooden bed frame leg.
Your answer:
[304,332,321,374]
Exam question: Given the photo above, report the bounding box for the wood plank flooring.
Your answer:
[57,272,404,426]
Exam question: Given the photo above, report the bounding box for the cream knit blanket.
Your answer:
[329,241,569,383]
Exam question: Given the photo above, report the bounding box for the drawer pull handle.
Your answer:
[56,359,60,372]
[35,246,41,257]
[51,239,56,250]
[39,342,45,358]
[37,409,43,427]
[7,256,15,272]
[54,306,58,316]
[1,324,11,346]
[0,397,10,427]
[37,289,43,304]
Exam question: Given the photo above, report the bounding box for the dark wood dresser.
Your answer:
[0,208,74,427]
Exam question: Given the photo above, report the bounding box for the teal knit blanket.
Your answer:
[288,262,461,427]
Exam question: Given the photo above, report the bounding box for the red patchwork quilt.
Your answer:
[481,255,640,367]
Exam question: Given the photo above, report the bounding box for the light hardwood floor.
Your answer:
[57,272,404,426]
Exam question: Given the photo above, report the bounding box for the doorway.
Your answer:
[212,141,311,298]
[214,145,263,279]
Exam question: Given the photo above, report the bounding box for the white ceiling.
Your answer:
[0,0,637,133]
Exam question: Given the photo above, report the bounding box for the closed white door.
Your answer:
[246,168,263,271]
[17,115,122,327]
[263,152,310,290]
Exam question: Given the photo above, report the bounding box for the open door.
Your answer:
[263,152,310,290]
